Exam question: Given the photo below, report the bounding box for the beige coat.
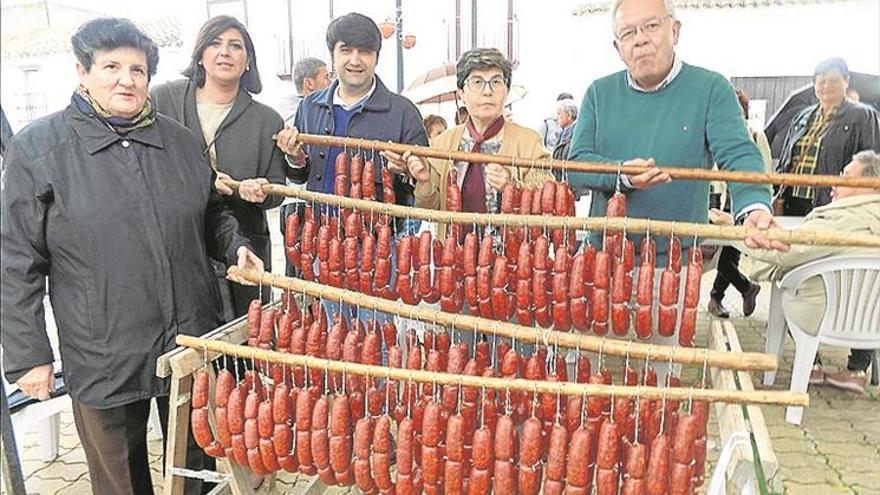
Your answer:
[414,121,553,239]
[745,193,880,334]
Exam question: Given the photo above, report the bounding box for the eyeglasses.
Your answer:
[465,76,507,93]
[615,15,673,43]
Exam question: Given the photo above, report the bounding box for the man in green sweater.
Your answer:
[569,0,789,266]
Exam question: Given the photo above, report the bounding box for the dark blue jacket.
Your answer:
[289,76,428,213]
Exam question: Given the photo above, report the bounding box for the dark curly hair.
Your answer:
[71,18,159,79]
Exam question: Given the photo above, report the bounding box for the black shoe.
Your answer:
[707,298,730,318]
[742,282,761,317]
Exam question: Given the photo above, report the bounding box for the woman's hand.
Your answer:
[228,247,264,285]
[274,126,304,161]
[16,364,54,401]
[239,178,269,203]
[215,171,235,196]
[380,150,410,175]
[485,163,511,191]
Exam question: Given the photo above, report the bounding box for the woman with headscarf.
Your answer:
[1,18,262,494]
[385,48,552,239]
[151,15,286,319]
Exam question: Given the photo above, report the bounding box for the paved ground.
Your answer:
[4,211,878,494]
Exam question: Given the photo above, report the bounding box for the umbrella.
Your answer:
[764,71,880,157]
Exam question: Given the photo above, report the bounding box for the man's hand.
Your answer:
[274,126,304,161]
[239,178,269,203]
[16,364,54,401]
[743,210,791,252]
[215,171,235,196]
[228,247,265,285]
[485,163,512,191]
[624,158,671,190]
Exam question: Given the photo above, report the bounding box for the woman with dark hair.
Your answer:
[385,47,552,239]
[1,17,262,494]
[775,57,880,215]
[151,15,286,319]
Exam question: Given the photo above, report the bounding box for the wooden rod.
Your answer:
[225,180,880,249]
[228,267,778,372]
[295,133,880,189]
[176,335,808,407]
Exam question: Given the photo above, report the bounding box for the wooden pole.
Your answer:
[294,133,880,189]
[226,181,880,249]
[228,267,778,372]
[175,335,808,407]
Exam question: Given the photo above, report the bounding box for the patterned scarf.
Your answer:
[72,85,156,134]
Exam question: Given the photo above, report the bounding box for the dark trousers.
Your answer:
[815,348,873,372]
[848,349,874,372]
[71,398,154,495]
[71,397,213,495]
[710,246,751,301]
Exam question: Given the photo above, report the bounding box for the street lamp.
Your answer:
[382,0,416,93]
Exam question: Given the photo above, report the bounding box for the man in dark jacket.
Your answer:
[275,12,428,227]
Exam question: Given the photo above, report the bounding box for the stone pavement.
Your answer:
[4,211,878,494]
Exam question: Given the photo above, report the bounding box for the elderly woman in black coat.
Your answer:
[1,18,261,494]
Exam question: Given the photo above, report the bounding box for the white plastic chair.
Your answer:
[762,254,880,425]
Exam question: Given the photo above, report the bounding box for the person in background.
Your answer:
[846,87,860,103]
[0,104,12,159]
[424,114,448,142]
[707,89,770,318]
[1,18,262,494]
[385,48,552,240]
[151,16,286,320]
[774,57,880,215]
[552,98,579,161]
[282,57,332,123]
[0,105,13,200]
[538,91,574,151]
[711,150,880,393]
[279,57,332,277]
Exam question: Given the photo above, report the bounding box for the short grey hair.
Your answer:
[557,99,578,121]
[456,48,512,90]
[293,57,326,94]
[611,0,678,33]
[852,150,880,178]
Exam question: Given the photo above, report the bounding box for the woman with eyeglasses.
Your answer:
[385,48,552,239]
[151,16,286,319]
